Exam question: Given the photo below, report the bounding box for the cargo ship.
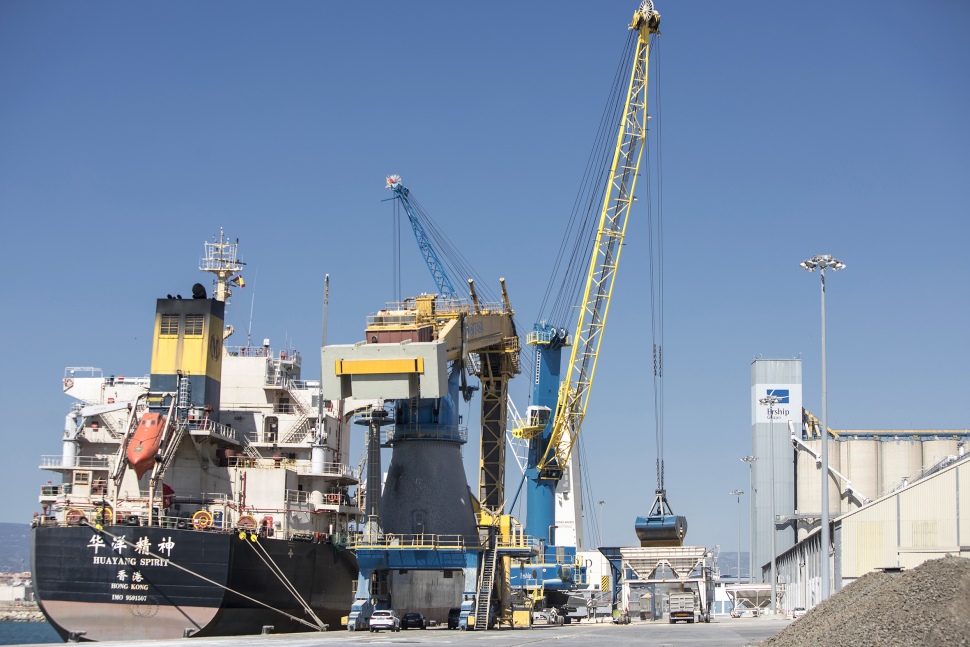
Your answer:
[31,232,362,641]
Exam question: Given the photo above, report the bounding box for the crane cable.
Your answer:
[646,34,665,492]
[388,187,535,385]
[539,31,638,327]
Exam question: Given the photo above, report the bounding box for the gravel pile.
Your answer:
[760,556,970,647]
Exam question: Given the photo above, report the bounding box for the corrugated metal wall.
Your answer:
[840,458,966,580]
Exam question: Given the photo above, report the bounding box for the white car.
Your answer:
[792,607,808,619]
[369,610,401,632]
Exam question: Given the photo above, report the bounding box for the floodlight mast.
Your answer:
[730,489,744,591]
[800,254,844,602]
[741,455,757,583]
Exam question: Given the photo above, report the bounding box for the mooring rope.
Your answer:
[88,522,325,631]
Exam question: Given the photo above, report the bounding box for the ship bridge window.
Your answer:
[73,471,91,486]
[160,314,179,336]
[185,314,204,336]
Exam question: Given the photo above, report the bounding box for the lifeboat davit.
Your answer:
[128,412,167,478]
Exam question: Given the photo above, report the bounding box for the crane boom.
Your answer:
[537,2,660,480]
[386,174,458,300]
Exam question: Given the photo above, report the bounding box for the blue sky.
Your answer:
[1,0,968,559]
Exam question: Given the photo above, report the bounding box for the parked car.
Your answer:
[369,610,400,632]
[792,607,807,619]
[401,612,427,629]
[447,608,461,629]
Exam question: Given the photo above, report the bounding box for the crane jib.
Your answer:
[537,5,660,479]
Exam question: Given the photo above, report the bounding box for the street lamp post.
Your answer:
[759,394,780,615]
[597,500,606,547]
[741,456,757,583]
[800,254,845,602]
[730,490,744,595]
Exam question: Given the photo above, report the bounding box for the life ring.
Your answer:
[63,378,74,390]
[192,510,214,530]
[65,508,86,525]
[327,493,340,504]
[236,514,257,530]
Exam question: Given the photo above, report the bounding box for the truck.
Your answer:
[668,592,696,624]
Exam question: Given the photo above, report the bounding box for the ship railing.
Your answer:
[285,488,357,508]
[285,489,311,506]
[39,455,113,469]
[385,424,468,444]
[294,460,358,479]
[349,532,467,551]
[64,366,104,378]
[185,417,237,441]
[225,345,276,358]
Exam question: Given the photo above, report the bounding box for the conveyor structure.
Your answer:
[599,546,715,623]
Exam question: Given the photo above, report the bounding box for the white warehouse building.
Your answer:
[750,358,970,612]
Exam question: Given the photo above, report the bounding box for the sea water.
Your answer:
[0,622,60,645]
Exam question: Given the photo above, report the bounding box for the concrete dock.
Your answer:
[19,617,791,647]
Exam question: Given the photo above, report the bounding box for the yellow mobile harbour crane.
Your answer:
[528,0,682,557]
[509,0,684,625]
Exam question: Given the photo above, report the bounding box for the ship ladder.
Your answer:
[474,535,499,630]
[90,525,327,632]
[243,535,327,630]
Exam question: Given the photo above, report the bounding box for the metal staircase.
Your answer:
[475,535,499,630]
[241,436,263,462]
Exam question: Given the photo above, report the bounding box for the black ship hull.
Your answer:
[31,524,357,641]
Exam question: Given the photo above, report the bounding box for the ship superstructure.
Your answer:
[32,232,360,641]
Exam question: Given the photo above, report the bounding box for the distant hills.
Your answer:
[0,523,31,572]
[717,551,751,581]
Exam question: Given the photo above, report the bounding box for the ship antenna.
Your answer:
[318,274,330,439]
[246,266,258,347]
[322,274,330,347]
[200,228,245,303]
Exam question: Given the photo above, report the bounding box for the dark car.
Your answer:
[448,607,461,629]
[401,612,427,629]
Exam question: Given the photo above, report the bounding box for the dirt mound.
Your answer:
[760,556,970,647]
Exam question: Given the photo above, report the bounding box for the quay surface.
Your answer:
[11,617,791,647]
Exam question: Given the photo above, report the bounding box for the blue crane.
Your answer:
[385,174,458,300]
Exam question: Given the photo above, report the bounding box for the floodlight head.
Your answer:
[730,489,744,496]
[741,455,757,464]
[802,254,845,272]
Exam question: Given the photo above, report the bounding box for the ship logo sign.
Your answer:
[209,334,222,360]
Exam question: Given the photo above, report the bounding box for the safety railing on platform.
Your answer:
[40,455,113,469]
[294,461,358,479]
[385,424,468,444]
[349,532,467,550]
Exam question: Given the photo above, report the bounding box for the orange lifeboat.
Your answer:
[127,412,167,478]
